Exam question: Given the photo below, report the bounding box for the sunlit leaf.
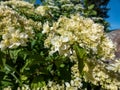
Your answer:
[73,44,86,74]
[88,4,94,10]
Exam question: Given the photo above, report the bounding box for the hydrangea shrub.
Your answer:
[0,0,120,90]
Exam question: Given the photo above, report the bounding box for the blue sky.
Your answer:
[35,0,120,30]
[106,0,120,30]
[35,0,41,4]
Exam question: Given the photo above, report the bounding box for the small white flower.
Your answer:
[2,33,11,39]
[9,42,21,49]
[48,81,53,87]
[0,42,6,51]
[8,27,15,33]
[20,33,28,39]
[70,80,74,86]
[65,82,70,87]
[35,6,48,16]
[42,21,50,34]
[61,36,69,42]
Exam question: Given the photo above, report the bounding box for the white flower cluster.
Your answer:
[0,4,41,50]
[46,79,83,90]
[1,0,36,18]
[92,65,120,90]
[2,0,34,9]
[35,0,84,19]
[44,14,115,60]
[106,59,120,73]
[4,81,82,90]
[82,59,120,90]
[43,14,118,89]
[35,6,49,16]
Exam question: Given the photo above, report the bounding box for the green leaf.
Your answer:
[10,49,22,62]
[92,11,97,15]
[47,64,53,71]
[20,75,28,81]
[88,4,94,10]
[73,44,86,74]
[73,45,86,58]
[20,58,31,73]
[31,40,36,49]
[60,64,65,68]
[4,64,21,84]
[18,49,29,60]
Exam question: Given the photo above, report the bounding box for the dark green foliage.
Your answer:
[83,0,110,18]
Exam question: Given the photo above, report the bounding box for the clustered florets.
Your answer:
[0,1,41,50]
[43,14,120,89]
[44,14,115,60]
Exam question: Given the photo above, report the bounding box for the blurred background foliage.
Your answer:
[35,0,110,32]
[0,0,110,31]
